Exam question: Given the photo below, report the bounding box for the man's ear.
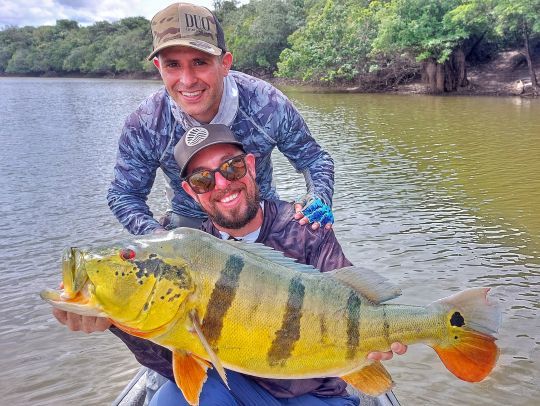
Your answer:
[245,153,256,178]
[153,57,161,71]
[182,180,197,200]
[221,52,233,75]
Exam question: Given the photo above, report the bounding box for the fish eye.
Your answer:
[119,248,136,261]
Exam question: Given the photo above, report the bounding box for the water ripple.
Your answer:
[1,79,539,405]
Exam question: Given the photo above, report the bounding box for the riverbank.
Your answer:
[397,50,539,97]
[2,50,537,97]
[271,50,539,97]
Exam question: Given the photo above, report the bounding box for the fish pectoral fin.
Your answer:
[172,350,211,406]
[189,310,229,389]
[342,361,395,397]
[111,320,167,339]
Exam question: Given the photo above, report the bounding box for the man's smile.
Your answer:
[219,192,239,203]
[181,90,203,97]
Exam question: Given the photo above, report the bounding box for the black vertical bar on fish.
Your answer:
[201,255,245,348]
[267,275,305,366]
[346,291,362,359]
[382,307,391,345]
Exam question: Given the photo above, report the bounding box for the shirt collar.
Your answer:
[218,203,264,243]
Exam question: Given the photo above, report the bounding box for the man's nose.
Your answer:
[179,66,197,87]
[214,171,231,189]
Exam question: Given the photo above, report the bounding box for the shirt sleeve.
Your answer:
[310,229,353,272]
[109,327,174,381]
[274,93,335,206]
[106,115,162,235]
[263,200,350,272]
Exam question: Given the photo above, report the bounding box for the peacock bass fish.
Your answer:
[41,228,502,405]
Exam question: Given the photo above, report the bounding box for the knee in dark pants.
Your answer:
[160,212,205,230]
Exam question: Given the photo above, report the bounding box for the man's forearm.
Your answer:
[107,188,161,235]
[109,327,174,381]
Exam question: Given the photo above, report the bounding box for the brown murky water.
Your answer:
[1,78,538,405]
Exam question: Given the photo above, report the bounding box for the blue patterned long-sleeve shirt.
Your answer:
[107,71,334,235]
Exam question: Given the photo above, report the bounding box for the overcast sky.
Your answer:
[0,1,246,28]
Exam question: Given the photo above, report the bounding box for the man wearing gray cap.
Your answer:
[141,123,404,405]
[55,121,403,404]
[106,2,335,238]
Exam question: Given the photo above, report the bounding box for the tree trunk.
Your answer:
[522,20,539,91]
[443,48,468,92]
[436,63,445,93]
[454,48,468,88]
[423,59,438,93]
[443,59,457,92]
[422,48,468,94]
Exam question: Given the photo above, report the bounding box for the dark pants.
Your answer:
[149,369,360,406]
[162,212,205,230]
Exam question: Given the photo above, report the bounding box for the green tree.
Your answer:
[221,0,304,74]
[105,27,152,73]
[0,25,34,72]
[494,0,539,91]
[373,0,472,93]
[6,48,32,73]
[213,0,240,22]
[277,0,381,84]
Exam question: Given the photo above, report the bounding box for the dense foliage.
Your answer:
[277,0,382,83]
[1,0,538,92]
[217,0,305,75]
[0,17,153,75]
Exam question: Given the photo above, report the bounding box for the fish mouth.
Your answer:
[62,247,88,299]
[40,288,106,317]
[40,247,105,317]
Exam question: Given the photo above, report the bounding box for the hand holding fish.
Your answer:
[367,343,408,361]
[52,308,111,333]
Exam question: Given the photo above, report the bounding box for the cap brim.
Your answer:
[180,140,245,177]
[147,39,222,60]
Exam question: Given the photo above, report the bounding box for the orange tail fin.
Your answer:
[433,330,499,382]
[431,287,502,382]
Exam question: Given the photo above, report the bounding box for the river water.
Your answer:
[0,77,538,405]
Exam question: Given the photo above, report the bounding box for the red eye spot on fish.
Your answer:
[119,248,136,261]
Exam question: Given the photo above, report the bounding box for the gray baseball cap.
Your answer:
[174,124,245,177]
[148,2,227,60]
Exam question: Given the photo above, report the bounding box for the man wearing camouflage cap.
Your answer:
[102,2,336,403]
[106,2,336,237]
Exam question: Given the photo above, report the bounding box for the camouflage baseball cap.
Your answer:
[147,2,226,60]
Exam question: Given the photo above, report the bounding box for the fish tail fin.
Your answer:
[430,287,502,382]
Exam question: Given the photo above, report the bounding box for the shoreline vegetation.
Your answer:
[1,0,538,97]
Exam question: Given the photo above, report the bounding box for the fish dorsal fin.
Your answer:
[342,361,395,396]
[225,240,320,274]
[189,311,229,389]
[327,266,401,304]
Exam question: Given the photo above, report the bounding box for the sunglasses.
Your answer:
[185,154,248,194]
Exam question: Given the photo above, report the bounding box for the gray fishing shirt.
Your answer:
[107,71,334,235]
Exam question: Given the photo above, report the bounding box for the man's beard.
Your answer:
[206,183,260,230]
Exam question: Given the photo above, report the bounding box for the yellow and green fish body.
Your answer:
[41,228,502,405]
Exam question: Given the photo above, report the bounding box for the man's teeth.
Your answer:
[182,91,202,97]
[221,193,238,203]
